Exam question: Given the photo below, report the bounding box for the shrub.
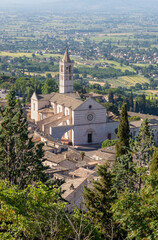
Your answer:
[128,116,141,121]
[102,139,118,148]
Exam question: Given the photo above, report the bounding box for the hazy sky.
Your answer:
[1,0,158,13]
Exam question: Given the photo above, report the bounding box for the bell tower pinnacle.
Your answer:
[59,49,74,94]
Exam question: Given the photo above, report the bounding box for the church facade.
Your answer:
[31,49,118,146]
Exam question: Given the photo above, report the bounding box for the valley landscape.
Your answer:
[0,1,158,240]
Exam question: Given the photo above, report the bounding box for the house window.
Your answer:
[89,105,92,109]
[69,65,71,73]
[69,76,71,80]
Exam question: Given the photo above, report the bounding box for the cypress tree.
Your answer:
[129,92,134,111]
[132,118,154,167]
[84,165,125,239]
[0,89,48,189]
[124,97,130,111]
[141,94,146,113]
[113,153,137,193]
[134,101,139,113]
[108,91,114,104]
[150,147,158,175]
[131,118,154,190]
[115,103,130,160]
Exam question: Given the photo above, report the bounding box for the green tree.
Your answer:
[102,102,119,116]
[73,80,82,92]
[108,91,114,103]
[115,103,130,160]
[134,100,139,113]
[0,180,66,240]
[112,175,158,240]
[46,73,52,78]
[0,89,48,189]
[0,180,100,240]
[150,147,158,175]
[129,92,134,111]
[131,118,154,190]
[84,165,124,239]
[132,118,154,167]
[113,153,137,193]
[41,78,58,94]
[15,77,30,93]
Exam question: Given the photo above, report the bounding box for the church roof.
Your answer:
[36,92,82,110]
[50,93,82,110]
[36,94,54,101]
[62,48,71,63]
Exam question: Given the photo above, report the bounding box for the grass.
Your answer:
[89,81,105,86]
[136,90,158,99]
[0,52,33,58]
[73,57,136,73]
[24,71,58,77]
[0,51,62,59]
[105,60,135,72]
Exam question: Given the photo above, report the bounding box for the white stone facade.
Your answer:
[30,49,118,146]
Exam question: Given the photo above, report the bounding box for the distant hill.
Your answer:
[1,0,158,13]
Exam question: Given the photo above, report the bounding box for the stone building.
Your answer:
[31,49,118,146]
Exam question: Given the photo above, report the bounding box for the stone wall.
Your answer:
[73,121,118,146]
[51,125,74,141]
[74,98,107,125]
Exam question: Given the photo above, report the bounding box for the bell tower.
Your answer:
[59,49,74,94]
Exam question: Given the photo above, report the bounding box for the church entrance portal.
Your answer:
[88,133,92,143]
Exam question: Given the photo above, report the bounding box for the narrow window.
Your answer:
[33,103,35,111]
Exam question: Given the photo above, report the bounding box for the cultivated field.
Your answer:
[118,76,149,86]
[89,75,149,88]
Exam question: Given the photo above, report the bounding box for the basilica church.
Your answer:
[31,49,118,146]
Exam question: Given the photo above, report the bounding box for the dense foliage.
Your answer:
[0,89,48,189]
[84,118,158,240]
[0,181,100,240]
